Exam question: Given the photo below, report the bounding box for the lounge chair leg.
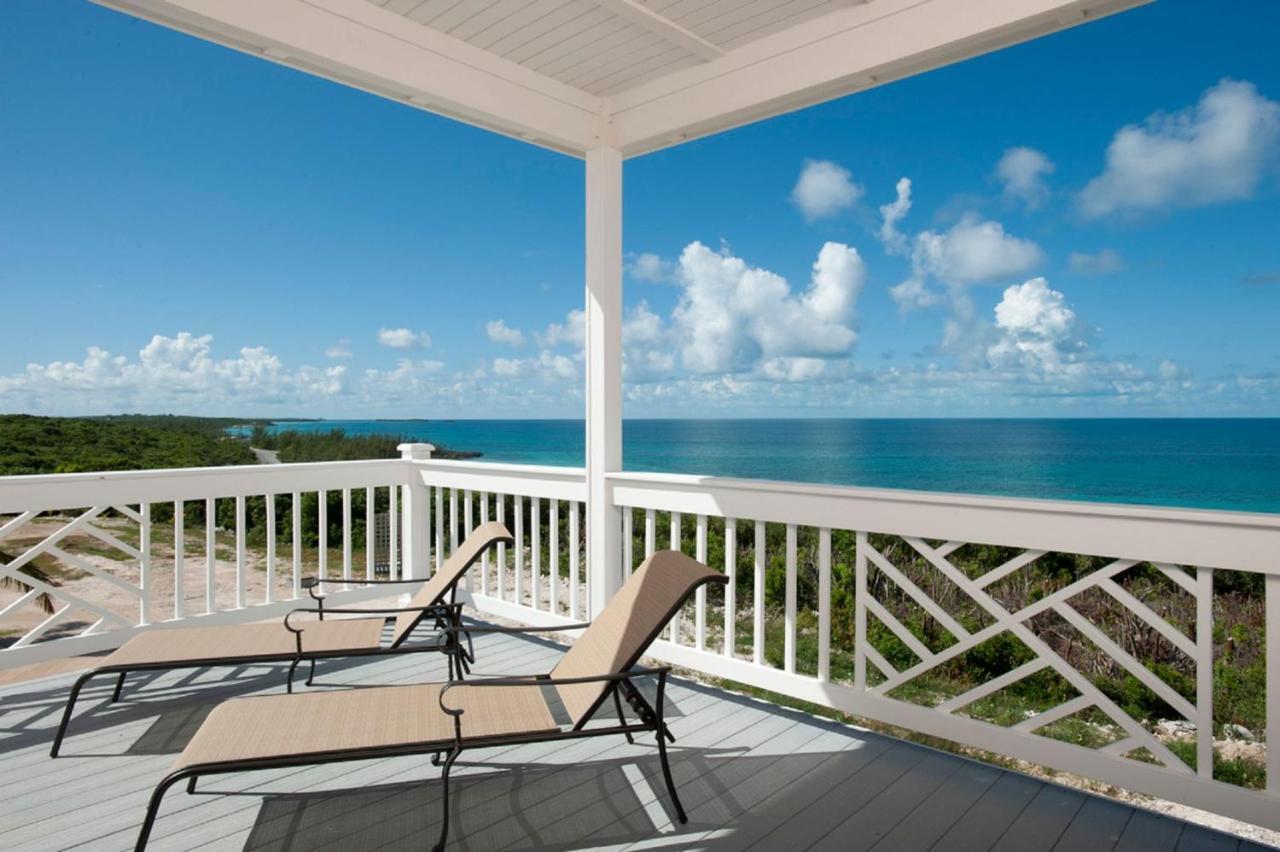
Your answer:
[111,672,127,703]
[654,674,686,825]
[613,688,634,744]
[136,770,190,851]
[286,658,301,694]
[433,747,460,852]
[186,776,197,794]
[305,659,316,687]
[51,669,98,757]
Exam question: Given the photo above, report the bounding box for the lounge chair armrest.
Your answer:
[284,602,463,646]
[432,621,590,655]
[438,667,671,717]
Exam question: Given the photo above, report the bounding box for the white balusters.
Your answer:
[464,489,474,592]
[696,514,707,651]
[1196,567,1213,778]
[550,500,560,613]
[388,485,399,581]
[785,523,796,674]
[205,497,216,614]
[292,492,302,598]
[342,488,353,588]
[497,495,506,601]
[480,491,490,594]
[235,495,246,609]
[532,497,541,610]
[754,520,766,666]
[645,508,656,558]
[435,486,444,573]
[318,490,328,582]
[449,488,459,556]
[724,517,736,658]
[855,530,868,689]
[173,500,184,620]
[514,495,524,605]
[669,511,682,643]
[266,494,277,604]
[1269,574,1280,794]
[622,505,633,579]
[365,487,375,583]
[569,500,580,620]
[139,503,151,626]
[818,527,831,682]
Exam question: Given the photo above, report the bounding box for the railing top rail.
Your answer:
[410,458,585,501]
[0,458,412,513]
[607,470,1280,573]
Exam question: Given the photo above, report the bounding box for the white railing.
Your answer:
[0,458,414,667]
[4,452,1280,831]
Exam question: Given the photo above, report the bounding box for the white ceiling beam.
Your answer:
[93,0,605,156]
[608,0,1151,156]
[592,0,724,61]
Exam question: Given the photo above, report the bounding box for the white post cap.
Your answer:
[398,442,435,460]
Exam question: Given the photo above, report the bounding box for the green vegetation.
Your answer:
[248,426,480,463]
[0,414,257,474]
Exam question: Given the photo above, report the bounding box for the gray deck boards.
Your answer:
[0,623,1269,851]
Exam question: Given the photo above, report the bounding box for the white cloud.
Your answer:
[324,339,352,359]
[987,278,1090,372]
[628,252,674,283]
[888,276,943,312]
[485,319,526,346]
[1068,249,1126,276]
[791,160,863,221]
[914,215,1045,286]
[377,327,432,349]
[997,147,1055,209]
[491,350,578,382]
[537,309,585,348]
[0,332,352,412]
[1079,79,1280,218]
[672,240,865,374]
[878,178,913,254]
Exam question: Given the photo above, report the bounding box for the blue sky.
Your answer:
[1,0,1279,418]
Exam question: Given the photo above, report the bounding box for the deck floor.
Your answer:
[0,623,1272,852]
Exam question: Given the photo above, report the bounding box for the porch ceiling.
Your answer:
[94,0,1148,157]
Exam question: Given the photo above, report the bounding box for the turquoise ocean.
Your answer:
[251,419,1280,514]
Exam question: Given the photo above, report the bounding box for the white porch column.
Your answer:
[398,442,434,581]
[585,146,623,618]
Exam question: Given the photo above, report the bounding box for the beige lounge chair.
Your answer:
[134,549,726,851]
[50,521,513,757]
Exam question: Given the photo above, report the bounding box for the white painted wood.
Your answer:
[266,494,277,603]
[435,486,444,573]
[235,495,246,608]
[515,494,525,605]
[480,491,491,594]
[818,526,830,682]
[173,500,184,619]
[645,508,656,557]
[1270,574,1280,794]
[388,483,399,581]
[784,523,796,674]
[609,0,1148,155]
[532,497,542,610]
[342,487,353,587]
[292,492,302,598]
[138,503,152,626]
[449,487,459,555]
[669,510,682,643]
[855,530,867,690]
[608,471,1280,574]
[569,499,580,620]
[622,505,634,579]
[696,513,707,651]
[498,494,507,602]
[753,520,765,666]
[724,517,736,658]
[591,0,723,59]
[1196,567,1214,779]
[550,499,560,613]
[464,489,474,592]
[365,486,375,582]
[414,459,584,502]
[317,490,328,582]
[585,146,624,620]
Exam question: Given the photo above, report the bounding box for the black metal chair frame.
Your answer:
[133,572,727,852]
[50,576,475,758]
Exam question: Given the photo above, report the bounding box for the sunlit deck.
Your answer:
[0,622,1266,852]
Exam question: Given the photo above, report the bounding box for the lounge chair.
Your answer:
[50,521,513,757]
[133,549,725,851]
